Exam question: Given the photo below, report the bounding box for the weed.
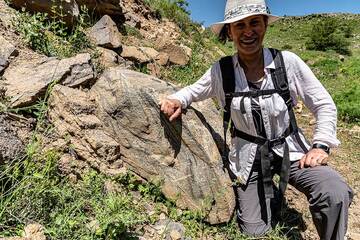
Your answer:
[334,84,360,123]
[143,0,194,32]
[13,5,92,58]
[123,25,143,39]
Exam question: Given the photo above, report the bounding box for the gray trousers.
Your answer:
[236,152,353,240]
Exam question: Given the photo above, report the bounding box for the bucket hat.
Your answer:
[210,0,280,36]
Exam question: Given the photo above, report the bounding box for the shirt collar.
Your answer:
[232,48,276,70]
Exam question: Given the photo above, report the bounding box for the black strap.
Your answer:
[225,89,283,98]
[219,56,235,168]
[269,48,309,154]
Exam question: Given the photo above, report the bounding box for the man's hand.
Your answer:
[299,148,329,168]
[159,98,182,122]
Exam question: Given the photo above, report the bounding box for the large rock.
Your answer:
[48,67,235,224]
[48,85,123,176]
[88,15,121,49]
[0,36,18,74]
[76,0,123,17]
[9,0,79,26]
[3,53,94,108]
[120,45,150,63]
[160,43,190,66]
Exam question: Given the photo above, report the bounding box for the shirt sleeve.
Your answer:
[168,62,224,109]
[284,51,340,148]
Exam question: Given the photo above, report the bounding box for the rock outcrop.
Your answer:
[48,67,236,224]
[9,0,79,26]
[0,36,18,74]
[2,53,94,108]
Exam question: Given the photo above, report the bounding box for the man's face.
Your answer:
[228,15,268,57]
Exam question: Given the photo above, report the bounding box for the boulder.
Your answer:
[89,15,121,49]
[139,47,159,60]
[180,44,192,58]
[9,0,79,26]
[96,47,133,69]
[3,53,94,108]
[48,67,235,224]
[155,52,169,66]
[0,36,18,74]
[76,0,123,17]
[160,43,190,66]
[120,45,150,63]
[96,47,119,68]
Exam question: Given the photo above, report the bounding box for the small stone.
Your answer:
[159,212,167,220]
[309,118,316,125]
[24,223,46,240]
[170,229,182,240]
[295,101,303,114]
[339,55,345,62]
[86,219,100,232]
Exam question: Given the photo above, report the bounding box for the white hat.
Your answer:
[210,0,280,36]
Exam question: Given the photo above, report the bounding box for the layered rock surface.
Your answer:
[2,53,94,108]
[48,67,235,224]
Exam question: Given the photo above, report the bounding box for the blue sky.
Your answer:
[187,0,360,26]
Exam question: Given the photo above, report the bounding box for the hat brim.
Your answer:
[210,13,280,36]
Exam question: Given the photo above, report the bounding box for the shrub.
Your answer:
[13,6,92,58]
[143,0,193,32]
[334,84,360,123]
[305,17,351,55]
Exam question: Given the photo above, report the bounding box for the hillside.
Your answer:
[0,0,359,239]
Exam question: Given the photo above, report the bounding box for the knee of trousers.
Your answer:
[237,210,272,237]
[309,178,353,209]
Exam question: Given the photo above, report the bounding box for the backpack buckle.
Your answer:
[269,137,285,147]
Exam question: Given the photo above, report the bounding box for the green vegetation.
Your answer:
[13,6,91,58]
[305,17,352,55]
[143,0,192,31]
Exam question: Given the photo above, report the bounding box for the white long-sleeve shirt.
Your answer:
[169,48,340,184]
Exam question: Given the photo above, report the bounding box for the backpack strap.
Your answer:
[219,56,235,169]
[269,48,309,153]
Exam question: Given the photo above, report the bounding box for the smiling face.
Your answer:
[228,15,268,58]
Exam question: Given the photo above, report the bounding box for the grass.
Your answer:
[12,5,92,58]
[142,0,193,32]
